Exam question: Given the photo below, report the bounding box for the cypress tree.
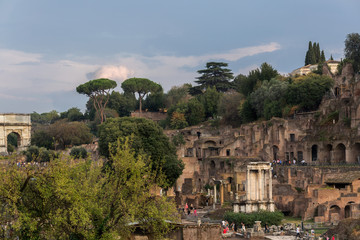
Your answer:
[330,54,334,60]
[320,50,326,62]
[305,41,313,65]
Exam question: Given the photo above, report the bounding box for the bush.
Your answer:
[70,147,88,159]
[224,210,284,227]
[25,146,57,162]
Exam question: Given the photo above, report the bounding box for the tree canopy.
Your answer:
[121,77,162,113]
[98,117,184,188]
[76,78,117,124]
[190,62,234,94]
[345,33,360,73]
[0,141,178,239]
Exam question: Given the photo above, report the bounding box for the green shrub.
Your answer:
[70,147,88,159]
[224,210,284,227]
[25,146,56,162]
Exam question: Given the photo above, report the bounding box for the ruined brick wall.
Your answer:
[182,224,222,240]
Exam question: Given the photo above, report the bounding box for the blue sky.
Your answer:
[0,0,359,113]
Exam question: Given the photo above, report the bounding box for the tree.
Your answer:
[143,85,166,111]
[0,141,179,239]
[190,62,234,94]
[249,79,288,118]
[285,73,334,111]
[107,91,137,117]
[320,50,326,63]
[218,91,243,127]
[345,33,360,72]
[76,78,117,124]
[164,84,191,109]
[60,107,84,121]
[121,78,161,113]
[98,117,184,188]
[198,87,222,118]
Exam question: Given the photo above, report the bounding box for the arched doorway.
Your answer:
[353,143,360,164]
[334,143,346,164]
[7,132,21,154]
[311,145,318,161]
[325,144,332,164]
[272,145,279,160]
[345,202,355,218]
[329,205,341,223]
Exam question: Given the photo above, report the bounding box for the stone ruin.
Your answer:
[165,63,360,224]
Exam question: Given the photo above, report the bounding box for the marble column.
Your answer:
[269,168,273,200]
[246,169,250,200]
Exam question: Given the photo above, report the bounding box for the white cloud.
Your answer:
[89,65,134,82]
[0,42,281,112]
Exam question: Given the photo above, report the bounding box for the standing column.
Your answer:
[246,169,250,200]
[269,168,273,200]
[264,170,267,200]
[213,184,217,209]
[220,183,224,206]
[259,170,264,201]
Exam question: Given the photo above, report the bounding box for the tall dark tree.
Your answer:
[344,33,360,72]
[320,50,326,62]
[305,41,313,65]
[190,62,234,95]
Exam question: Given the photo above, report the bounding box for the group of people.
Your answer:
[221,221,246,234]
[183,203,197,216]
[272,158,307,166]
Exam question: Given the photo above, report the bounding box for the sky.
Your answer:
[0,0,359,114]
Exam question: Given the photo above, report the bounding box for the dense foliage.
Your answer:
[224,211,284,227]
[98,117,184,188]
[122,77,162,113]
[0,141,179,239]
[305,41,326,65]
[70,147,88,159]
[31,120,93,150]
[345,33,360,73]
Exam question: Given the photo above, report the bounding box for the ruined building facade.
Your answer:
[167,63,360,224]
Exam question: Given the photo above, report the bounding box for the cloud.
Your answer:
[0,42,281,112]
[87,65,134,82]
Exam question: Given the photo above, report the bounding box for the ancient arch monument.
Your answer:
[0,114,31,154]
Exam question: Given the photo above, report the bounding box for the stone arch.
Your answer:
[204,140,216,147]
[1,114,31,154]
[345,201,355,218]
[334,143,346,164]
[353,143,360,164]
[7,131,21,147]
[272,145,279,160]
[311,145,318,161]
[329,205,341,223]
[325,144,333,164]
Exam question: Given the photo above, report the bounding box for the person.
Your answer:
[264,223,269,233]
[185,202,188,213]
[230,222,235,231]
[296,225,300,238]
[194,208,197,217]
[222,220,226,228]
[331,236,335,240]
[241,222,246,233]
